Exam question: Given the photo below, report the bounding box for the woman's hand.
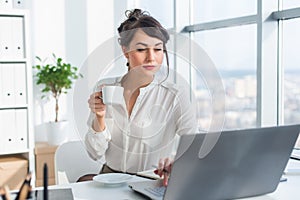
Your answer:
[88,91,106,132]
[154,158,173,187]
[88,91,106,117]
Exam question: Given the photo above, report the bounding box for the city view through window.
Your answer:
[195,70,300,130]
[283,18,300,125]
[193,24,257,130]
[194,70,256,131]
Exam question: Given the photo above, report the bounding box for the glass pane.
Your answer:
[133,0,174,28]
[282,18,300,125]
[193,24,257,130]
[282,1,300,10]
[193,0,257,23]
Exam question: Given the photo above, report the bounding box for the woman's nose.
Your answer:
[146,49,155,62]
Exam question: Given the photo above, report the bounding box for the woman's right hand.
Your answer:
[154,158,173,187]
[88,91,106,118]
[88,91,107,132]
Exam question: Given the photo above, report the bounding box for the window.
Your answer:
[282,18,300,124]
[282,1,300,10]
[193,0,256,23]
[193,24,257,129]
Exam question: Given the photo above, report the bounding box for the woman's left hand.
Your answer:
[154,158,173,186]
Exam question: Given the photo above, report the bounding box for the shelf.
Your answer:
[0,59,27,63]
[0,10,35,188]
[0,105,28,110]
[0,149,30,155]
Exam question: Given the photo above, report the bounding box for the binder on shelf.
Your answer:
[0,16,13,59]
[0,109,15,153]
[11,16,24,59]
[0,64,15,106]
[0,16,24,59]
[14,63,27,105]
[15,109,28,150]
[0,63,27,107]
[0,109,28,154]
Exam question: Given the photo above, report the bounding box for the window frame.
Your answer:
[177,0,300,127]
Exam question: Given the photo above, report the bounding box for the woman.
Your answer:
[84,9,197,186]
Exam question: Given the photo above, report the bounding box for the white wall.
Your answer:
[27,0,168,143]
[25,0,115,141]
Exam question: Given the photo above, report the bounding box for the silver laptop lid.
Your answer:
[164,124,300,200]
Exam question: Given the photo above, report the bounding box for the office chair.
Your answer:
[54,140,102,184]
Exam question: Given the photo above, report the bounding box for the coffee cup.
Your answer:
[102,86,124,106]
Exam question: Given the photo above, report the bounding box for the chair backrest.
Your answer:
[54,140,102,184]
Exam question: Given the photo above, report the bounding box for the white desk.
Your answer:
[52,176,147,200]
[51,159,300,200]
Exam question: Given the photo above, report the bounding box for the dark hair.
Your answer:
[118,9,169,46]
[118,9,170,77]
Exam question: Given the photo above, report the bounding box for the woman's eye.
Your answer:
[137,48,146,52]
[155,48,163,51]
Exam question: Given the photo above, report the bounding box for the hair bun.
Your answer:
[125,9,148,20]
[118,8,169,46]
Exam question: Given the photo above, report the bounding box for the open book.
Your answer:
[136,169,161,180]
[291,148,300,160]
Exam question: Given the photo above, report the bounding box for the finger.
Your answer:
[89,100,104,107]
[163,174,168,187]
[89,92,105,104]
[91,92,103,100]
[89,105,106,114]
[157,158,164,177]
[162,158,171,186]
[88,98,102,105]
[164,158,171,169]
[91,92,101,97]
[89,102,106,109]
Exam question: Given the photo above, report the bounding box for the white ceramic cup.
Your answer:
[102,86,124,105]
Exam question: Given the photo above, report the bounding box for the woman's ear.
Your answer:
[122,46,129,58]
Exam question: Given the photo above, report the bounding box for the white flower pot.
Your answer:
[46,120,69,145]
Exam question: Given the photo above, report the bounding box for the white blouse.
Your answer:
[85,76,197,173]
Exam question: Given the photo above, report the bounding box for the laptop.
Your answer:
[129,124,300,200]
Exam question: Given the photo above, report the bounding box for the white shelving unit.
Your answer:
[0,9,35,186]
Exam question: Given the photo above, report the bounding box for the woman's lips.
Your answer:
[143,65,156,70]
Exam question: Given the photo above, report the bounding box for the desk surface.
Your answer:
[51,159,300,200]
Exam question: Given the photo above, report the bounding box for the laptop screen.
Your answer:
[163,125,300,200]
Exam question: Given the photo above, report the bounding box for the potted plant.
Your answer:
[33,53,83,145]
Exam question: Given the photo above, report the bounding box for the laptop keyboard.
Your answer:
[145,186,166,197]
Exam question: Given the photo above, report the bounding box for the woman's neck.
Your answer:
[121,72,154,91]
[121,71,154,117]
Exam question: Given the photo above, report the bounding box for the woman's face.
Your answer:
[123,29,164,74]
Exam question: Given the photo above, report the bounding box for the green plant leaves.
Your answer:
[32,54,83,122]
[33,54,83,98]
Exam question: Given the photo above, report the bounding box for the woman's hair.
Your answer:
[117,9,169,46]
[117,9,170,78]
